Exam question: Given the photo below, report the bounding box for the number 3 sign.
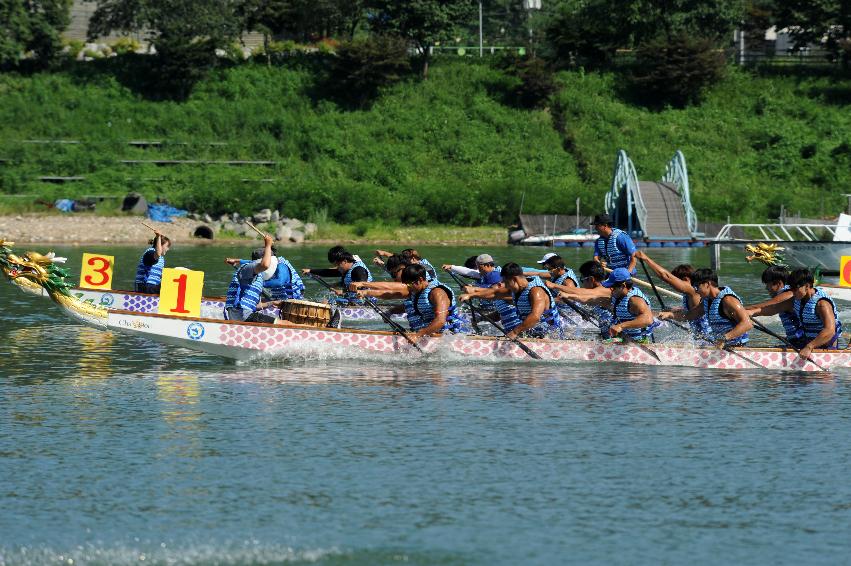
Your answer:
[158,268,205,318]
[80,253,114,290]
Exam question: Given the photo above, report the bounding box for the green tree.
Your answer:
[327,34,411,108]
[0,0,71,68]
[242,0,365,42]
[769,0,851,70]
[89,0,243,98]
[367,0,477,78]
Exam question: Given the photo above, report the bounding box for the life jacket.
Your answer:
[595,228,632,270]
[134,247,164,288]
[593,305,614,339]
[682,293,712,338]
[513,276,562,335]
[775,285,804,343]
[411,280,467,334]
[553,269,580,288]
[419,258,438,282]
[225,264,264,315]
[704,287,749,346]
[340,260,374,304]
[404,295,422,330]
[611,287,655,340]
[794,287,841,348]
[265,257,305,300]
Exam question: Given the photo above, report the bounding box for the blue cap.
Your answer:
[601,267,631,288]
[480,270,502,286]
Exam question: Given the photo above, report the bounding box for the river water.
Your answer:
[2,245,851,565]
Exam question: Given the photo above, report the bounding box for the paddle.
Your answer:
[443,270,482,335]
[244,220,267,239]
[308,273,424,354]
[748,316,828,371]
[559,296,661,363]
[639,258,669,311]
[445,270,541,360]
[141,221,169,240]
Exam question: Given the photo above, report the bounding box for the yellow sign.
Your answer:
[79,253,114,290]
[158,268,204,317]
[841,257,851,288]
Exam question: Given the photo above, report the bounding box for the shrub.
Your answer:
[327,35,411,108]
[628,35,726,109]
[111,37,141,56]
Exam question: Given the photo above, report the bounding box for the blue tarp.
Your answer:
[147,203,188,223]
[54,199,75,212]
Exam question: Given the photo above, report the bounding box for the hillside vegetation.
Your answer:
[1,58,850,224]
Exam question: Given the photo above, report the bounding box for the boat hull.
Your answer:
[105,310,842,371]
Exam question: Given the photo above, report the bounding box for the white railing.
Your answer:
[661,150,698,235]
[714,223,847,242]
[605,150,645,235]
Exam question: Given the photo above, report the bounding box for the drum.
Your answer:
[277,299,332,328]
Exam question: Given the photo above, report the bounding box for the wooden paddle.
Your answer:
[244,220,267,239]
[141,221,167,238]
[308,273,424,354]
[603,265,679,300]
[445,270,542,360]
[749,316,829,371]
[639,258,669,310]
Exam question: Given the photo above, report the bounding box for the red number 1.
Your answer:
[84,256,111,287]
[170,274,190,313]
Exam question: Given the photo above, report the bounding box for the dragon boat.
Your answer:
[103,308,848,371]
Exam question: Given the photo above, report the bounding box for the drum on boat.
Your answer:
[277,299,332,328]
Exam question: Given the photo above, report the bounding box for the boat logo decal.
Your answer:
[100,293,115,306]
[187,322,205,340]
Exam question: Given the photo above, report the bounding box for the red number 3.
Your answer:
[84,256,111,287]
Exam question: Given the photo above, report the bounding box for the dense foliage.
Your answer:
[1,58,849,225]
[0,0,71,69]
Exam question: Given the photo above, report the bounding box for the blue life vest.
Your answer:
[704,287,749,346]
[594,306,614,339]
[611,287,655,340]
[494,299,521,332]
[226,264,265,315]
[553,269,580,287]
[682,293,712,338]
[419,258,438,282]
[473,265,501,310]
[411,280,467,334]
[775,285,804,343]
[404,296,422,330]
[134,247,164,288]
[340,260,374,304]
[267,257,305,300]
[794,287,841,348]
[513,276,562,335]
[595,228,632,271]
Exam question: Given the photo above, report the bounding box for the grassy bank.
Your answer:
[1,57,850,224]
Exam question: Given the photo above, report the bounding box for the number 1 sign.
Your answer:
[80,253,115,290]
[158,268,204,317]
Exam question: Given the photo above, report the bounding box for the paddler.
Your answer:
[224,234,278,323]
[591,213,637,274]
[374,248,438,281]
[460,262,561,339]
[557,260,614,338]
[563,267,655,342]
[134,229,171,294]
[303,248,373,305]
[633,250,710,338]
[357,264,468,338]
[443,254,521,332]
[659,268,751,347]
[527,253,580,289]
[351,254,415,325]
[744,266,803,347]
[748,268,841,358]
[224,245,304,301]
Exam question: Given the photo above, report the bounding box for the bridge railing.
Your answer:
[606,150,645,236]
[661,150,698,235]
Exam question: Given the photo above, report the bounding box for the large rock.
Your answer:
[202,213,213,224]
[233,222,248,236]
[271,210,280,222]
[253,209,272,223]
[275,225,292,241]
[285,218,304,230]
[232,212,241,223]
[304,222,317,236]
[221,221,238,234]
[219,214,230,223]
[289,230,304,244]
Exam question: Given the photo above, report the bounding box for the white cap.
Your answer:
[536,252,560,264]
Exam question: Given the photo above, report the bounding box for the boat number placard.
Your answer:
[79,253,114,290]
[841,257,851,288]
[158,268,204,318]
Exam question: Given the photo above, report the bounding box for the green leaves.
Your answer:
[0,0,71,68]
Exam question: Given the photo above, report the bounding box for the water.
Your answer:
[2,245,851,565]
